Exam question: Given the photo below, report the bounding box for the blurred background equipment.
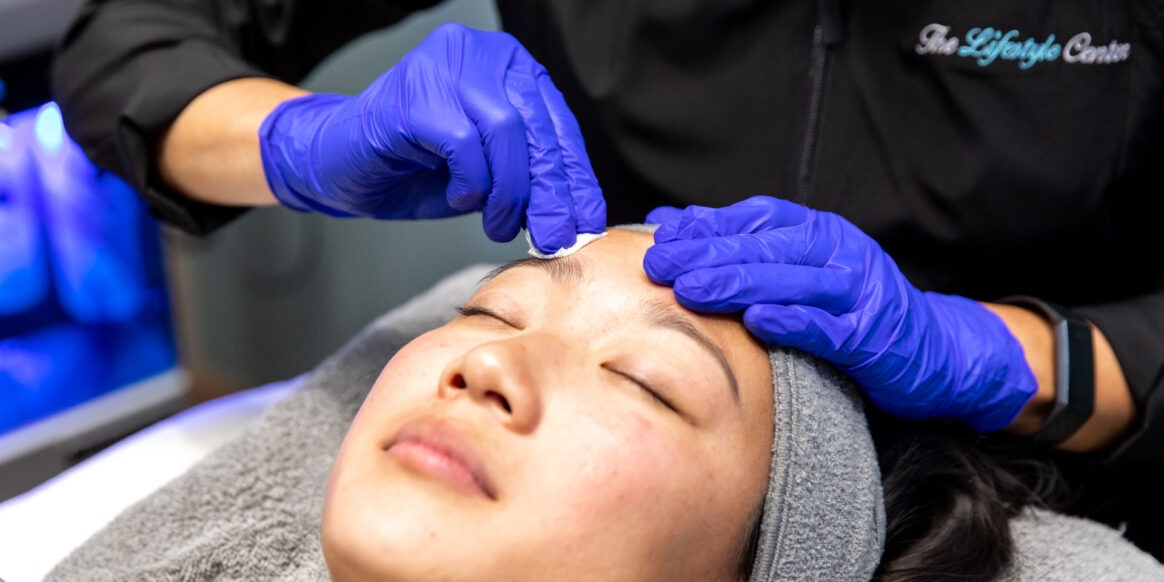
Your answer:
[0,102,182,500]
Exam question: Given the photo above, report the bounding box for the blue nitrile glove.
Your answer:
[259,23,606,254]
[643,196,1037,432]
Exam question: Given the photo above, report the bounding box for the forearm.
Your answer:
[157,78,309,207]
[986,303,1137,452]
[53,0,424,233]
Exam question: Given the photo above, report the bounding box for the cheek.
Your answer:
[535,409,711,537]
[577,415,669,488]
[516,404,760,579]
[335,330,470,487]
[327,330,464,516]
[360,331,458,410]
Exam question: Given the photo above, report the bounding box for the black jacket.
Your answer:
[52,0,1164,555]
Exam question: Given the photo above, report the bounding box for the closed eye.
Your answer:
[456,304,517,327]
[602,364,679,414]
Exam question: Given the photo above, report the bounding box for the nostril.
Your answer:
[485,391,511,414]
[450,373,467,389]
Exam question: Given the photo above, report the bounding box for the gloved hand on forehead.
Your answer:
[643,196,1037,433]
[259,23,606,254]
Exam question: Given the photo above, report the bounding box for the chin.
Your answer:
[321,477,492,582]
[321,510,420,582]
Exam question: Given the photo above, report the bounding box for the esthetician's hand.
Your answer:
[259,23,606,254]
[643,196,1037,432]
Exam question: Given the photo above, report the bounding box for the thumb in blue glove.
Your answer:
[643,196,1037,432]
[259,23,606,254]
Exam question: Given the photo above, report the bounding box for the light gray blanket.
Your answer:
[47,265,1164,581]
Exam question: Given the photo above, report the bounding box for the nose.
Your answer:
[439,338,545,433]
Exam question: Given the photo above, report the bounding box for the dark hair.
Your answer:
[734,409,1064,582]
[868,410,1066,582]
[736,499,765,579]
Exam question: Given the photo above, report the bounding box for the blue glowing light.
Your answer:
[0,101,177,436]
[0,123,13,150]
[34,102,65,153]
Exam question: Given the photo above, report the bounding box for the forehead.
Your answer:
[484,230,672,316]
[486,228,733,324]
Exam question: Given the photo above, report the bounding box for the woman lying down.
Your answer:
[49,228,1163,581]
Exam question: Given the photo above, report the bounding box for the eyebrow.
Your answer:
[484,256,741,403]
[641,299,740,403]
[483,256,584,286]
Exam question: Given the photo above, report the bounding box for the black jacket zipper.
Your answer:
[791,0,843,205]
[792,25,829,205]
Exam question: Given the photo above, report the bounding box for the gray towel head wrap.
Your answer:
[749,346,885,581]
[48,228,885,581]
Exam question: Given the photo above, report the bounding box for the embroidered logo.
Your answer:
[915,23,1130,69]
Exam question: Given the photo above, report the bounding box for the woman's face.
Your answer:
[322,229,774,582]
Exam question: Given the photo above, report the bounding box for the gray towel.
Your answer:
[748,347,884,581]
[46,265,1164,581]
[1000,508,1164,582]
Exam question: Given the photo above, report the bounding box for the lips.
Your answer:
[385,418,497,500]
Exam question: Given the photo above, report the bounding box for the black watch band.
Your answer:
[1000,296,1095,447]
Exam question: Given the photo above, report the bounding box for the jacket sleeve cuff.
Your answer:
[90,37,274,234]
[1074,293,1164,465]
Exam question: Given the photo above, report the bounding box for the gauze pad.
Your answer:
[525,231,609,259]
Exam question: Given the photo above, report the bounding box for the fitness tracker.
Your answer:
[1000,296,1095,446]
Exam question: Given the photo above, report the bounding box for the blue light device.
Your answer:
[0,117,50,316]
[0,102,177,435]
[31,103,147,323]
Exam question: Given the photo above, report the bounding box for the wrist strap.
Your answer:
[1000,296,1095,446]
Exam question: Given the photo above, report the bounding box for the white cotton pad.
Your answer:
[525,231,609,259]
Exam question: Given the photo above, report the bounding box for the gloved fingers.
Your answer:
[537,69,606,234]
[643,227,837,284]
[653,204,718,243]
[671,263,859,314]
[653,196,809,243]
[742,303,851,359]
[505,54,576,251]
[456,71,532,233]
[430,48,530,241]
[377,166,467,220]
[645,205,683,225]
[405,90,493,213]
